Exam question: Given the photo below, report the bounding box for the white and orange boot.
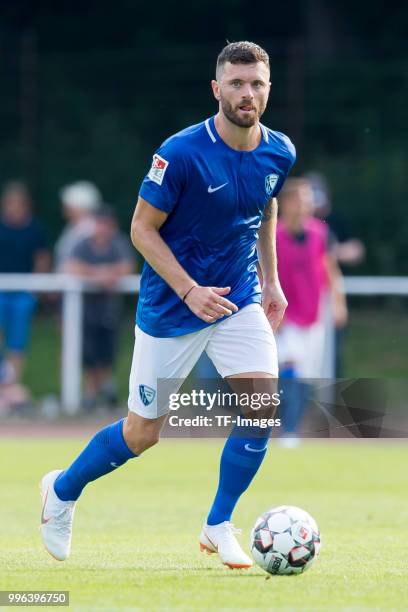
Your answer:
[199,521,253,569]
[40,470,76,561]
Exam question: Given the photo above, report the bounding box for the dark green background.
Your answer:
[1,0,407,273]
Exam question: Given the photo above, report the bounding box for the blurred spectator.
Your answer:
[0,181,50,382]
[306,171,364,375]
[54,181,101,271]
[305,172,365,267]
[276,178,347,446]
[65,206,134,410]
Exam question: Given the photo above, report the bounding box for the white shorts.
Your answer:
[128,303,278,419]
[276,320,325,379]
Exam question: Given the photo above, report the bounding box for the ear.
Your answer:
[211,79,220,101]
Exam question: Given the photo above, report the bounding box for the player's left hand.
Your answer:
[261,281,288,331]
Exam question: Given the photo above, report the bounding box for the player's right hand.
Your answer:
[184,286,238,323]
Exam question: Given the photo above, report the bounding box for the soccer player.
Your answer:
[40,41,296,569]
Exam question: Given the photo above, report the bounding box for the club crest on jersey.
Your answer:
[139,384,156,406]
[265,173,279,196]
[148,154,169,186]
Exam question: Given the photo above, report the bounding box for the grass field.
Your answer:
[1,439,407,611]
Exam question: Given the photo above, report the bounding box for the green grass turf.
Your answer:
[0,439,407,611]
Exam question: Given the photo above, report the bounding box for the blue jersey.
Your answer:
[137,116,296,337]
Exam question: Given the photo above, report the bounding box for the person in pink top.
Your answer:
[275,178,347,444]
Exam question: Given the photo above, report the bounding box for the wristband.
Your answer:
[182,285,197,302]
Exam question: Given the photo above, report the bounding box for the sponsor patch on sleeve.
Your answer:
[148,154,169,186]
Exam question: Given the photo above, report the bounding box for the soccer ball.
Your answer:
[250,505,321,575]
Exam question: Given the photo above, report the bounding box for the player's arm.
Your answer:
[130,197,238,322]
[324,253,348,328]
[256,197,287,331]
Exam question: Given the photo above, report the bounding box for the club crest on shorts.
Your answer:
[139,384,156,406]
[148,154,169,186]
[265,173,279,196]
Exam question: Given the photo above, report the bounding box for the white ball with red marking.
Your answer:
[250,505,321,575]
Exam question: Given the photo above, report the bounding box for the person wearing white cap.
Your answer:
[54,181,101,271]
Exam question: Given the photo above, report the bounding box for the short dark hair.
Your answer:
[216,41,269,78]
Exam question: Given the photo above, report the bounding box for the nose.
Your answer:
[241,83,254,99]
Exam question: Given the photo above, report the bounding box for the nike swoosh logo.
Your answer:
[41,488,51,524]
[244,443,268,453]
[204,532,218,551]
[110,462,118,468]
[208,182,228,193]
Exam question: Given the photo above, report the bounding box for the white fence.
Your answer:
[0,274,406,414]
[0,274,139,414]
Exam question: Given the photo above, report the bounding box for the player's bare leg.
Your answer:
[123,412,168,454]
[40,412,166,560]
[200,373,277,569]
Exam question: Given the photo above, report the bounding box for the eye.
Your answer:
[253,81,263,89]
[231,80,241,88]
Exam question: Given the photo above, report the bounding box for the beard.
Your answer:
[220,94,266,128]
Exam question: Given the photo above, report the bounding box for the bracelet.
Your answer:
[182,284,197,302]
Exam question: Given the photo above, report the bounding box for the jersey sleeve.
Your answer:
[274,134,297,197]
[139,139,187,214]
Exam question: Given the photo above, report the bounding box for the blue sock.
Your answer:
[54,419,136,501]
[207,424,271,525]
